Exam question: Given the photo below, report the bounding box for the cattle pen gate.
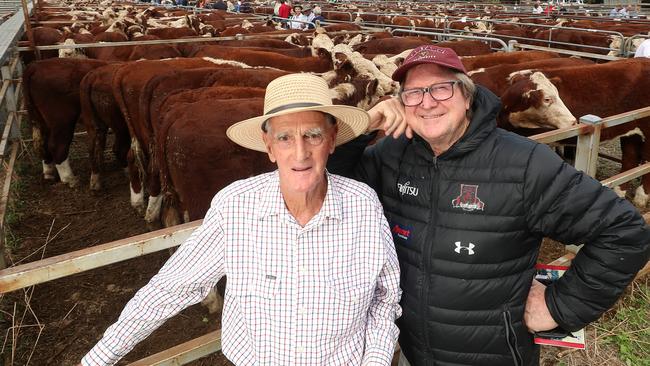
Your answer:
[1,1,650,364]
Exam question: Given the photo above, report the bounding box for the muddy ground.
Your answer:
[0,132,644,365]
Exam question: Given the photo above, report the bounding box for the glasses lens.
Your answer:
[400,89,424,106]
[429,82,455,101]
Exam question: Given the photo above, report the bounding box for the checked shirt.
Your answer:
[82,171,401,366]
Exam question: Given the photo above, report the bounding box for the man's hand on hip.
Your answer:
[524,279,559,333]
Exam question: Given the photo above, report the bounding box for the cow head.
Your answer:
[311,32,334,57]
[58,39,87,59]
[331,44,399,95]
[499,70,575,130]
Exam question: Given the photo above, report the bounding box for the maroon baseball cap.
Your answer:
[392,45,467,82]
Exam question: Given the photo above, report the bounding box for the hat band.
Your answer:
[266,102,323,115]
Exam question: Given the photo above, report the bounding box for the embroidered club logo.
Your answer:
[397,181,419,197]
[454,241,475,255]
[451,184,485,211]
[391,224,412,241]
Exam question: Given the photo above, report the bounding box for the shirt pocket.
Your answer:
[226,273,280,327]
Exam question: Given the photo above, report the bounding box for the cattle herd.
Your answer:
[19,0,650,231]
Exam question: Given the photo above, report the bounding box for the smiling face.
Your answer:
[263,111,337,199]
[402,63,471,155]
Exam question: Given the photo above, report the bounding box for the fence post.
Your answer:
[574,114,602,177]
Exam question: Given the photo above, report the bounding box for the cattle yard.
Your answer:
[0,0,649,364]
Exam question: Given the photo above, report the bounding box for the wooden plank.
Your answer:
[128,330,222,366]
[0,142,17,269]
[0,220,202,293]
[529,124,583,144]
[0,112,15,157]
[600,162,650,188]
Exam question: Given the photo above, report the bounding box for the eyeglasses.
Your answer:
[399,80,460,107]
[270,129,326,149]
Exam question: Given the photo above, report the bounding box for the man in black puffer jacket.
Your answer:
[329,45,650,366]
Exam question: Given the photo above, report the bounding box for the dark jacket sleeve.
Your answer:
[328,132,382,189]
[524,143,650,331]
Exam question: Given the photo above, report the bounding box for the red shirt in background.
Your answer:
[278,3,291,18]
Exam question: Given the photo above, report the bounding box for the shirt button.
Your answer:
[298,306,308,315]
[297,346,305,353]
[299,266,307,275]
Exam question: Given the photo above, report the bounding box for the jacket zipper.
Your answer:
[421,156,439,351]
[503,311,523,366]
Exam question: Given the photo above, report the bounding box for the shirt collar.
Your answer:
[257,170,342,222]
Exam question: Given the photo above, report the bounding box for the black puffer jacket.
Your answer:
[329,86,650,366]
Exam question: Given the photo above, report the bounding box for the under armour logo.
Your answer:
[454,241,475,255]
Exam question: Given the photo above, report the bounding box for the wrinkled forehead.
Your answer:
[265,111,332,132]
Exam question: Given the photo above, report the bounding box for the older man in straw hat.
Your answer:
[79,73,401,366]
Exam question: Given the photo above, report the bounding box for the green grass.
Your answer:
[599,279,650,366]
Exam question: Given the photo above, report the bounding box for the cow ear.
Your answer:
[317,47,331,60]
[366,78,379,94]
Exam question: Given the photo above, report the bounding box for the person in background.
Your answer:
[212,0,227,10]
[297,5,315,28]
[79,73,402,366]
[289,4,304,29]
[278,0,292,24]
[609,5,621,17]
[273,0,281,15]
[618,4,630,17]
[309,5,326,28]
[328,44,650,366]
[532,1,544,14]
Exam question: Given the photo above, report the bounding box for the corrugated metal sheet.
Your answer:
[0,0,31,65]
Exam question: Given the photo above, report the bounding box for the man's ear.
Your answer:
[329,124,339,154]
[261,131,277,163]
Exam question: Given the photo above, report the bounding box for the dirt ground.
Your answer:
[0,133,645,365]
[1,136,231,366]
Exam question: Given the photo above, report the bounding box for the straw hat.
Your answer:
[226,73,369,153]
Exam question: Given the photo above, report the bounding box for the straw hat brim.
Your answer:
[226,104,370,153]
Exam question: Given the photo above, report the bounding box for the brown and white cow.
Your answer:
[24,58,110,187]
[499,59,650,206]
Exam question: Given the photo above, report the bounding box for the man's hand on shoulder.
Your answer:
[367,97,412,139]
[524,279,559,333]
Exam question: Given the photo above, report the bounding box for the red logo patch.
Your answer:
[451,184,485,212]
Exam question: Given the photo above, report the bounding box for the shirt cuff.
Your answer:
[81,339,122,366]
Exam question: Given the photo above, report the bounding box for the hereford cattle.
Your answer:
[138,67,290,224]
[469,57,594,96]
[186,45,313,58]
[111,58,229,215]
[24,58,110,187]
[189,47,334,72]
[499,59,650,206]
[159,97,272,225]
[353,36,431,54]
[461,50,560,71]
[436,40,492,56]
[80,63,130,191]
[21,27,64,63]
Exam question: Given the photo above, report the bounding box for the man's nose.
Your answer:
[294,137,310,160]
[420,91,439,108]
